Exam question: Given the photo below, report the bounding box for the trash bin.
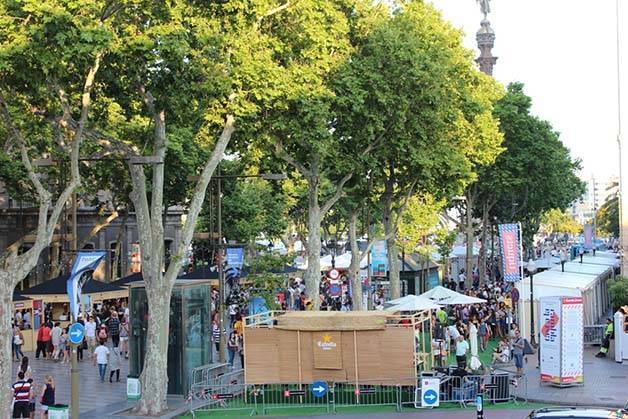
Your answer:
[47,404,69,419]
[127,375,141,400]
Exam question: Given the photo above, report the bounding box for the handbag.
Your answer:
[523,339,535,355]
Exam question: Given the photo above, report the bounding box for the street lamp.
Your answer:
[560,250,567,272]
[527,258,538,347]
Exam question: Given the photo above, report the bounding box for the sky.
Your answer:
[429,0,628,183]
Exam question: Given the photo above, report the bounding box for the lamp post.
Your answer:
[560,250,566,272]
[527,258,537,347]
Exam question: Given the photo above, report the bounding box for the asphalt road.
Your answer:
[274,409,531,419]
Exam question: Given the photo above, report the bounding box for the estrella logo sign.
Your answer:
[541,312,560,337]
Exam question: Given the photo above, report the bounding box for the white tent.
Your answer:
[385,295,442,312]
[420,286,486,305]
[319,252,368,270]
[518,264,614,341]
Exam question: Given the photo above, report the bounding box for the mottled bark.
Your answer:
[304,178,322,309]
[479,203,489,284]
[384,208,400,299]
[464,191,475,287]
[0,277,13,418]
[347,211,362,310]
[130,90,235,413]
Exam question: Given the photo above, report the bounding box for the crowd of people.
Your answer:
[10,301,130,418]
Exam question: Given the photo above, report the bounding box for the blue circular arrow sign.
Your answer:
[311,381,328,398]
[68,322,85,345]
[423,389,438,405]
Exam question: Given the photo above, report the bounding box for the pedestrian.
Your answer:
[107,311,121,347]
[39,375,55,418]
[27,378,36,419]
[227,330,239,367]
[109,347,122,382]
[35,322,51,360]
[233,313,243,337]
[119,315,129,359]
[50,322,62,361]
[455,335,469,370]
[61,328,70,364]
[212,319,221,354]
[18,356,32,381]
[12,371,32,418]
[512,329,525,376]
[596,318,614,358]
[13,323,24,362]
[93,341,110,382]
[85,315,97,357]
[479,318,490,351]
[458,269,466,291]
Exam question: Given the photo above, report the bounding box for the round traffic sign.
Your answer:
[311,380,328,398]
[328,269,340,280]
[68,322,85,345]
[422,389,437,405]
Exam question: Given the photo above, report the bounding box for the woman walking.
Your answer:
[39,375,55,418]
[13,323,24,362]
[227,331,239,367]
[119,316,129,359]
[61,328,70,364]
[19,357,32,381]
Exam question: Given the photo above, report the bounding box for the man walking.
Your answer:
[85,315,97,357]
[455,335,469,369]
[12,371,32,418]
[93,341,110,382]
[107,311,121,347]
[50,322,62,360]
[512,329,525,376]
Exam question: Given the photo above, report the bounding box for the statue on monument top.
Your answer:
[477,0,491,19]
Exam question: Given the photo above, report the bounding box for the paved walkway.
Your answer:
[522,346,628,408]
[12,345,130,415]
[280,411,533,419]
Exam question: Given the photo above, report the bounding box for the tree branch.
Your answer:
[275,140,312,178]
[321,172,353,215]
[260,1,291,22]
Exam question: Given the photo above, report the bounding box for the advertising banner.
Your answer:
[583,224,593,250]
[313,332,343,369]
[498,224,522,281]
[226,247,244,269]
[560,297,584,384]
[370,240,388,277]
[540,296,561,383]
[66,251,107,320]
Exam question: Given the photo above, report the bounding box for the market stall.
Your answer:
[20,274,127,331]
[12,293,37,352]
[243,310,432,386]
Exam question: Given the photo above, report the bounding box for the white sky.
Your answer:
[429,0,628,182]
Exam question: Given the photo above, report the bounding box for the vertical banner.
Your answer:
[66,251,107,320]
[370,240,388,277]
[560,297,584,384]
[583,224,593,250]
[498,224,522,281]
[540,296,562,384]
[225,247,244,269]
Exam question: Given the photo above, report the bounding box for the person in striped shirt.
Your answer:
[12,371,32,418]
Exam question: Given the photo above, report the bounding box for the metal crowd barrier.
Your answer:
[188,371,528,416]
[584,325,606,345]
[189,363,231,392]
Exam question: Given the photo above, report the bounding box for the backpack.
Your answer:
[98,328,108,340]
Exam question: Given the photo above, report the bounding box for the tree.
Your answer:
[597,195,619,238]
[0,0,112,414]
[33,0,296,414]
[608,276,628,310]
[333,1,503,299]
[541,208,582,236]
[484,83,586,252]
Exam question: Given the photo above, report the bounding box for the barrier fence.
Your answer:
[584,325,606,345]
[189,370,527,416]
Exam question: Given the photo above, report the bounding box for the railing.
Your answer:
[188,371,528,416]
[584,325,606,345]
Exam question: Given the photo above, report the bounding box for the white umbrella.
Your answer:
[420,286,486,305]
[385,295,442,312]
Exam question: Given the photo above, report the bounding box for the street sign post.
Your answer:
[68,323,85,345]
[311,381,328,398]
[420,378,440,407]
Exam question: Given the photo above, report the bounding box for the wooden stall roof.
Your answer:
[274,311,388,331]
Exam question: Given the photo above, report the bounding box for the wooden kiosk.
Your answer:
[243,310,432,386]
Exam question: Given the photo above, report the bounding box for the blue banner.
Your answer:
[370,240,388,277]
[66,251,106,320]
[226,247,244,269]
